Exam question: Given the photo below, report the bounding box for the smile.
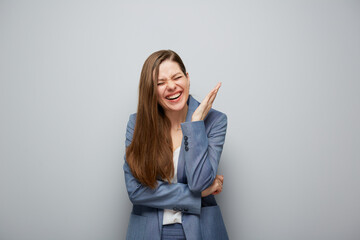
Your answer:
[165,92,182,100]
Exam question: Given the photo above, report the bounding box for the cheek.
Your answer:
[183,80,190,93]
[157,86,164,97]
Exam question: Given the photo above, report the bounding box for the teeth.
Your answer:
[166,92,181,100]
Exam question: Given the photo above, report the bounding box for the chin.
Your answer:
[161,92,188,113]
[162,99,188,113]
[164,102,186,112]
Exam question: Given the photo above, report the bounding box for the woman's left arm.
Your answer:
[181,112,227,192]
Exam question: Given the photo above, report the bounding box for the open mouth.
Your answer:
[166,92,182,100]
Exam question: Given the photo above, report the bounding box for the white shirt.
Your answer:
[163,146,182,225]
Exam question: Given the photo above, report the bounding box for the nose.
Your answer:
[167,80,176,90]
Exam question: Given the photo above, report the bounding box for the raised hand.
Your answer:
[191,82,221,122]
[201,175,224,197]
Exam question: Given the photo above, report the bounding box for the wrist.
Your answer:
[201,189,209,197]
[191,117,202,122]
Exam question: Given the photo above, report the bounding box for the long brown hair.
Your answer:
[126,50,187,189]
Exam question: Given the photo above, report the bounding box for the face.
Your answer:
[156,60,190,113]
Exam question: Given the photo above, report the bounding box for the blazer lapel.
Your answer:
[177,95,200,183]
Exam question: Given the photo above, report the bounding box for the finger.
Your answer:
[212,82,221,92]
[213,185,222,194]
[207,84,220,103]
[205,82,221,104]
[214,186,221,193]
[216,175,224,183]
[208,85,220,104]
[210,82,221,94]
[214,82,221,92]
[199,83,221,109]
[206,88,220,109]
[212,82,221,97]
[203,86,216,104]
[213,189,222,195]
[218,175,224,182]
[217,178,223,185]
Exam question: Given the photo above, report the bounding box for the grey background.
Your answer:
[1,0,359,239]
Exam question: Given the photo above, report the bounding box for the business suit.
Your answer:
[123,95,229,240]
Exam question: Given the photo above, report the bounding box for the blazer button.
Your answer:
[184,136,188,140]
[184,141,188,146]
[185,146,189,151]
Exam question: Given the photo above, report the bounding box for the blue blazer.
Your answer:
[123,95,229,240]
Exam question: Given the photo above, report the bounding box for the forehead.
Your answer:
[158,60,182,79]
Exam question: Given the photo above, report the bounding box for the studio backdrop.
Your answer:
[1,1,359,239]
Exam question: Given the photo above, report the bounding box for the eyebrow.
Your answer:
[158,72,182,81]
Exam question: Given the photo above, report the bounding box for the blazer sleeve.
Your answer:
[123,114,201,215]
[180,112,227,192]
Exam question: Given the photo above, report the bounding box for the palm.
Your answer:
[192,82,221,121]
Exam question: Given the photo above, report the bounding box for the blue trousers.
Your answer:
[161,223,186,240]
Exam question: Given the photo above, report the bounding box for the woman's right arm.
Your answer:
[123,114,201,215]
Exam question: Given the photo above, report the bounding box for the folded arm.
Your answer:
[181,112,227,192]
[123,115,201,215]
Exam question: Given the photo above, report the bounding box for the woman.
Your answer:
[124,50,228,240]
